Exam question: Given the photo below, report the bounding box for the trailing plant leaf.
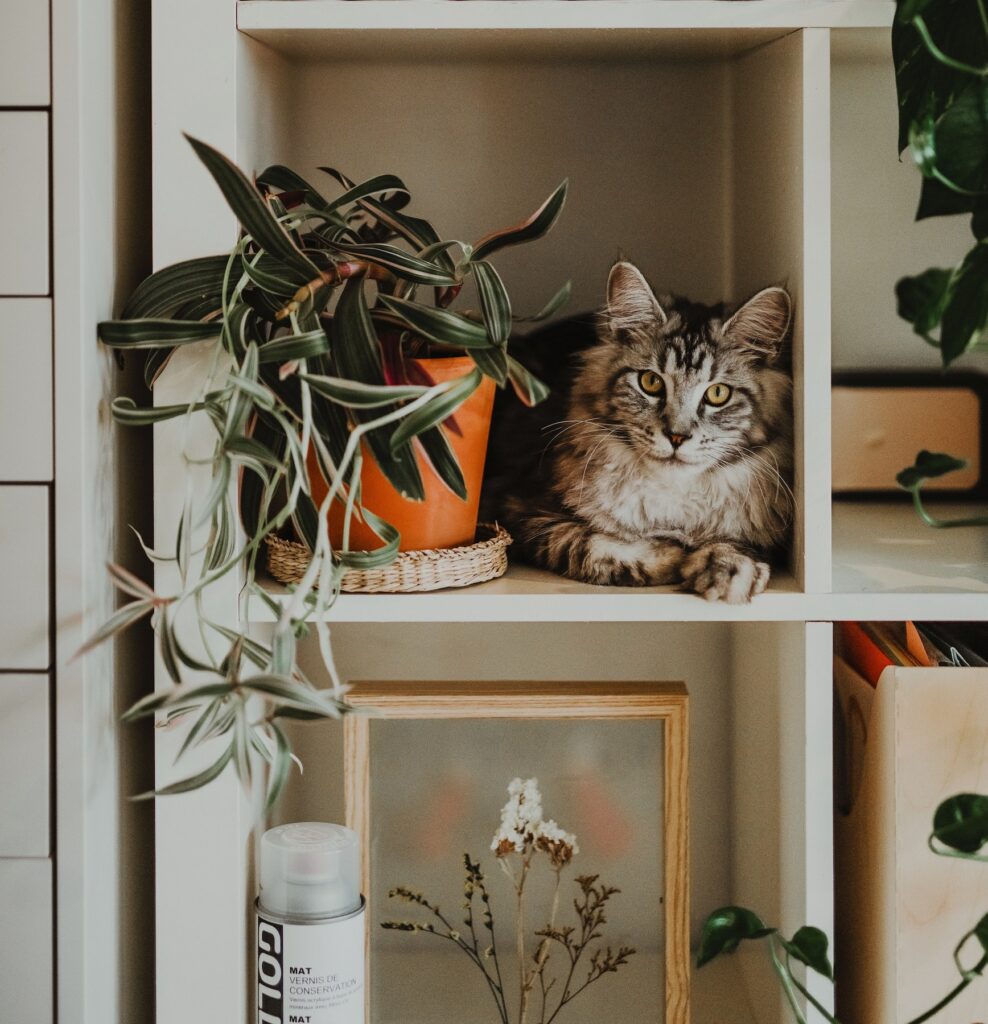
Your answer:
[507,355,550,407]
[187,136,319,278]
[89,143,568,804]
[388,369,483,454]
[897,449,968,489]
[515,279,572,323]
[472,179,569,260]
[299,372,431,408]
[331,277,426,501]
[133,742,234,800]
[121,255,229,320]
[472,260,512,346]
[331,241,459,286]
[99,318,220,348]
[932,793,988,853]
[940,242,988,361]
[257,329,330,365]
[893,0,986,155]
[378,295,492,350]
[696,906,775,967]
[896,266,953,340]
[470,346,509,387]
[781,926,834,980]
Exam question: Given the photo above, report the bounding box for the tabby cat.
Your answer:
[481,261,793,603]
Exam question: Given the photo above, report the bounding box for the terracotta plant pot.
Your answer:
[310,356,497,552]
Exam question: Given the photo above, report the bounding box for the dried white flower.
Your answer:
[535,819,578,852]
[491,777,544,856]
[490,778,578,866]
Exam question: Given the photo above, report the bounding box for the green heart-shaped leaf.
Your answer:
[932,793,988,854]
[896,450,968,490]
[781,926,834,980]
[697,907,775,968]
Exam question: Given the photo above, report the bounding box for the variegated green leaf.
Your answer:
[471,346,508,386]
[187,135,318,278]
[377,295,491,349]
[133,742,234,800]
[472,260,512,346]
[389,369,482,454]
[99,318,220,349]
[472,179,568,260]
[122,256,229,320]
[299,372,429,408]
[332,242,459,286]
[257,329,329,365]
[507,355,550,407]
[517,279,572,322]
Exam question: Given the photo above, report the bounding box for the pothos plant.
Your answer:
[699,793,988,1023]
[87,134,569,805]
[893,0,988,517]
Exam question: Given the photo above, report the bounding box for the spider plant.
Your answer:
[88,134,569,805]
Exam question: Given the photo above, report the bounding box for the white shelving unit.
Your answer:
[150,4,984,1023]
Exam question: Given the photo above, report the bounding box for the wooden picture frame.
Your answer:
[344,680,690,1024]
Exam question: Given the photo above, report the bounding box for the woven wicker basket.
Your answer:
[265,523,512,594]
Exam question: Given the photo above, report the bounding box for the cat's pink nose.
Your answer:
[664,430,690,449]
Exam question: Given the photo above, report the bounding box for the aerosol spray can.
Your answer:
[256,822,365,1024]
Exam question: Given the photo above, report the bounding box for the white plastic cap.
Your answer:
[259,822,361,918]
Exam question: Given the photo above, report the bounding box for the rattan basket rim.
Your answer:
[265,523,512,594]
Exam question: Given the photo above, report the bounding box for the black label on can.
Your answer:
[257,915,285,1024]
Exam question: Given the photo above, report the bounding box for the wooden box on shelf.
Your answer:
[343,680,690,1024]
[834,658,988,1024]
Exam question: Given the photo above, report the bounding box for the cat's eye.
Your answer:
[638,370,665,397]
[704,383,732,407]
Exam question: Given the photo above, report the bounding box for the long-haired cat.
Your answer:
[482,260,793,603]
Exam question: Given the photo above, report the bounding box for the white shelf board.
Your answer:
[237,0,895,60]
[833,500,988,595]
[252,561,988,623]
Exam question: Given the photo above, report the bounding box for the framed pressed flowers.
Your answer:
[344,681,689,1024]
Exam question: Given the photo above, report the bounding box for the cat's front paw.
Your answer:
[681,543,770,604]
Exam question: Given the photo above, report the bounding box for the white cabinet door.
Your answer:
[0,0,49,106]
[0,113,49,296]
[0,487,49,668]
[0,858,52,1023]
[0,300,52,481]
[0,674,49,856]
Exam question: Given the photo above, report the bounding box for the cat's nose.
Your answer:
[664,430,691,449]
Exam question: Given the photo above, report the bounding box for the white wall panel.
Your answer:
[0,858,53,1023]
[0,112,50,296]
[0,0,50,106]
[0,674,49,856]
[0,486,49,669]
[0,300,52,480]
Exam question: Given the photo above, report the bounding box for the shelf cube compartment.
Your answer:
[267,618,833,1024]
[219,25,833,595]
[830,29,988,595]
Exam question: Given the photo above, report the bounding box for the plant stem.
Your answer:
[517,854,531,1024]
[913,15,988,76]
[769,940,808,1024]
[788,959,842,1024]
[906,953,988,1024]
[910,488,988,529]
[535,870,563,1024]
[977,0,988,42]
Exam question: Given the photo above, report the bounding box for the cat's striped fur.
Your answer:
[482,261,794,603]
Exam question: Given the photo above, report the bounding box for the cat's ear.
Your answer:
[606,261,667,335]
[724,287,791,358]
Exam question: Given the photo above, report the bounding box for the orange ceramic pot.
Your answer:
[311,356,497,552]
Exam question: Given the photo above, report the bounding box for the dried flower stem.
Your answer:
[384,780,631,1024]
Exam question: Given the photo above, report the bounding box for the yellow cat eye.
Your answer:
[705,383,733,407]
[638,370,665,397]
